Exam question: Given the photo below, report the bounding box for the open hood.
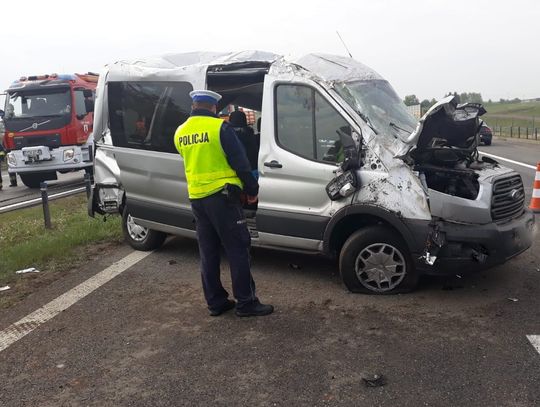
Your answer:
[406,95,486,152]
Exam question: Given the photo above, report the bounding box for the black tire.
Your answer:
[20,173,52,188]
[484,139,492,146]
[122,207,166,251]
[339,226,418,294]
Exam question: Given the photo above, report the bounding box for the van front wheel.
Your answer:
[122,208,166,251]
[339,226,418,294]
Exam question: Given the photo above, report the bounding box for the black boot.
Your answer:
[235,300,274,317]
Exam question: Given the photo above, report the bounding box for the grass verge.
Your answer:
[0,194,122,308]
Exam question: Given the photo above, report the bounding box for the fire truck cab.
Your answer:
[1,73,97,188]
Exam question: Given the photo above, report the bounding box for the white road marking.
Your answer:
[528,335,540,355]
[0,250,152,353]
[479,150,537,170]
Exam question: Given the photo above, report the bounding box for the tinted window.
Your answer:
[275,85,314,159]
[275,85,350,163]
[108,81,193,153]
[314,92,350,163]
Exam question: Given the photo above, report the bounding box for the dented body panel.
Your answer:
[90,50,534,277]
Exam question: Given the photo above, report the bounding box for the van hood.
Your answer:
[405,95,486,152]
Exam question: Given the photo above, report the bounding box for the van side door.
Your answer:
[256,76,356,251]
[106,81,195,230]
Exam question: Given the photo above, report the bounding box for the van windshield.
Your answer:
[335,80,418,141]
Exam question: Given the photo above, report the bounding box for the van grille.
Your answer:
[491,174,525,222]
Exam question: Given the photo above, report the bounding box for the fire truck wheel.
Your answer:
[122,207,167,251]
[20,173,51,189]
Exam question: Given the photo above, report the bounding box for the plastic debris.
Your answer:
[507,297,519,302]
[362,374,387,387]
[56,364,66,369]
[0,286,10,292]
[167,260,177,265]
[15,267,40,274]
[421,252,437,266]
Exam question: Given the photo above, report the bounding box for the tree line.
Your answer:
[403,92,525,109]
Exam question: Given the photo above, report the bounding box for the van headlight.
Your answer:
[7,152,16,166]
[63,149,75,162]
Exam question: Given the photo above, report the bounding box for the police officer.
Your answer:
[174,90,274,317]
[0,144,5,190]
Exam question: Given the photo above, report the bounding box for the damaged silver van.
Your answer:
[89,50,535,294]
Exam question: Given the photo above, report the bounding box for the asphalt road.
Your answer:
[0,139,539,406]
[0,171,85,209]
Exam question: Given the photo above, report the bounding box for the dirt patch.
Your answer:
[0,240,123,310]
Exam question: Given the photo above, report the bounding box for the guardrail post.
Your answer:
[510,126,513,138]
[40,182,52,229]
[84,173,92,199]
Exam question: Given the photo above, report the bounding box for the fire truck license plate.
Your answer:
[22,146,51,161]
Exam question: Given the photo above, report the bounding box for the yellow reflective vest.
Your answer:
[174,115,242,199]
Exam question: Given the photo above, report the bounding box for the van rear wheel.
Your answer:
[339,226,418,294]
[122,208,166,251]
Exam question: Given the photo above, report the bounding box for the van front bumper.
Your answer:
[409,209,535,274]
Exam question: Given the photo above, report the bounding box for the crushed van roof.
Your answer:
[107,50,384,84]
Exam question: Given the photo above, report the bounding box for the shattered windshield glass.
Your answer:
[335,80,418,141]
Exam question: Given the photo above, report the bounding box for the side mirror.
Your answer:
[84,98,95,113]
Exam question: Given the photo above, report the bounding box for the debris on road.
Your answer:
[15,267,40,274]
[0,285,11,292]
[362,374,387,387]
[167,260,177,265]
[507,297,519,302]
[289,263,302,270]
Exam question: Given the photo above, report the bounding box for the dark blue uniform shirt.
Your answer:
[191,109,259,197]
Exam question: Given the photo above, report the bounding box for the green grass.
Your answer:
[483,100,540,130]
[0,195,122,288]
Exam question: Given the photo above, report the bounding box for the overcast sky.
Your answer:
[2,0,539,103]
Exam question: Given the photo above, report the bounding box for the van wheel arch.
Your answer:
[324,205,417,258]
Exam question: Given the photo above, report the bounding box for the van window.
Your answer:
[275,84,350,163]
[108,81,193,153]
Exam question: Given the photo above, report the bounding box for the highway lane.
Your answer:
[0,171,85,210]
[1,137,539,405]
[479,138,540,202]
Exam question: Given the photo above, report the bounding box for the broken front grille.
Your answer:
[491,174,525,222]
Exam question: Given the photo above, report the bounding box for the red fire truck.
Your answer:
[1,73,97,188]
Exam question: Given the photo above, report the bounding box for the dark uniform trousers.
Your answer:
[191,191,258,311]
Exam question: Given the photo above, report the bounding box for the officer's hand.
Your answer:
[247,195,258,204]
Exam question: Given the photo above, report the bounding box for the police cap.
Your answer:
[189,90,222,104]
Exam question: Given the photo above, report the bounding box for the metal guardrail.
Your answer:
[492,126,539,140]
[0,187,86,214]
